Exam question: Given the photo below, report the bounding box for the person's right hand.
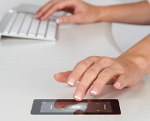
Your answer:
[54,56,143,101]
[35,0,102,24]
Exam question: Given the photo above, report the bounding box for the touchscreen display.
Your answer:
[40,99,112,114]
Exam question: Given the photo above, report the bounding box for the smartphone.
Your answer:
[31,99,121,115]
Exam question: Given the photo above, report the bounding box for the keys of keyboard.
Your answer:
[37,20,48,38]
[19,14,33,36]
[2,12,57,40]
[28,18,40,37]
[10,13,26,35]
[3,13,17,34]
[46,19,57,39]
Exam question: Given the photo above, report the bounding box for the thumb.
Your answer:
[113,74,129,89]
[56,14,81,24]
[54,71,72,83]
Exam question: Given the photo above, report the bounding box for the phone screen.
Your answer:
[40,100,112,114]
[31,99,121,115]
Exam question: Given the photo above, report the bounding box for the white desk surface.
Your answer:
[0,0,150,121]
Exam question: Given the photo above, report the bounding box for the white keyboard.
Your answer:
[0,12,57,41]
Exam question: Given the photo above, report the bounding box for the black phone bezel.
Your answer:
[31,99,121,115]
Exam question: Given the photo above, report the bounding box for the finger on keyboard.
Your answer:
[42,0,72,20]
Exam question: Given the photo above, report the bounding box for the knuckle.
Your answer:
[87,69,97,76]
[77,61,89,68]
[42,7,48,12]
[71,70,80,77]
[93,81,105,88]
[87,56,97,61]
[76,61,82,66]
[119,74,129,84]
[78,84,87,91]
[50,4,57,11]
[119,67,125,74]
[101,57,111,63]
[39,9,44,15]
[121,74,129,80]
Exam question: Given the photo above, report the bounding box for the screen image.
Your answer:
[40,99,112,114]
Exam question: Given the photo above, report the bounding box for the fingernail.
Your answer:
[116,82,121,87]
[56,18,63,24]
[54,74,58,77]
[91,86,98,95]
[74,91,82,100]
[68,77,75,86]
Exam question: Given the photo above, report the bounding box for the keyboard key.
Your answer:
[46,19,57,39]
[3,13,17,34]
[10,13,26,35]
[28,18,40,37]
[37,20,48,38]
[2,12,58,40]
[19,14,33,36]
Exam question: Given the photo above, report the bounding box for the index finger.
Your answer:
[42,0,76,20]
[35,1,53,19]
[67,57,97,87]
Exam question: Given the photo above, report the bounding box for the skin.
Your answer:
[35,0,150,24]
[36,0,150,101]
[35,0,102,24]
[53,35,150,101]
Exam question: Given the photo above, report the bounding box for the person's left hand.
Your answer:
[54,56,143,101]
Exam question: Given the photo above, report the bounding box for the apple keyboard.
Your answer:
[0,12,58,41]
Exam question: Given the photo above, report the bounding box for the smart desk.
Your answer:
[0,0,150,121]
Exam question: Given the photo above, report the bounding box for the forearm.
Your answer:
[118,34,150,77]
[99,1,150,25]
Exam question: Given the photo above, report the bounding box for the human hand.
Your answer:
[54,56,143,101]
[35,0,102,24]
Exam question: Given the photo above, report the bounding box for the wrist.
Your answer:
[118,54,149,78]
[96,6,113,22]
